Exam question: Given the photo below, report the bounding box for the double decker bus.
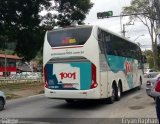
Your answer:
[43,25,144,103]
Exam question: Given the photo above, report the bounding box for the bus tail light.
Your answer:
[44,66,48,88]
[90,64,98,89]
[146,81,151,86]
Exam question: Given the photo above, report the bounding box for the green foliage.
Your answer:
[157,45,160,68]
[42,13,57,30]
[32,50,43,66]
[15,27,45,61]
[147,56,154,69]
[143,50,153,57]
[0,50,14,55]
[123,0,158,69]
[0,0,51,61]
[123,0,156,20]
[0,0,93,60]
[143,50,154,69]
[54,0,93,27]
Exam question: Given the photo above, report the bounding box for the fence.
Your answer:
[0,78,43,83]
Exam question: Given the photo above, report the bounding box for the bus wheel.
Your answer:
[107,84,116,104]
[0,98,4,111]
[115,83,122,101]
[137,77,142,90]
[65,99,75,103]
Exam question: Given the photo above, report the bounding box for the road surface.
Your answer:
[0,85,158,124]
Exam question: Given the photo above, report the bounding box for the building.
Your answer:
[0,54,22,76]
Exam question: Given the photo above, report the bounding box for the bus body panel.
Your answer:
[45,88,101,99]
[43,26,101,99]
[43,25,144,100]
[45,62,92,90]
[107,55,137,89]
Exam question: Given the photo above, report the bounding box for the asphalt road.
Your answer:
[0,85,158,124]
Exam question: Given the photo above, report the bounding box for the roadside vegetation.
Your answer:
[0,0,93,61]
[123,0,160,70]
[0,82,44,100]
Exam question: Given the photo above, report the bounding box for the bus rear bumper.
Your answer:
[45,88,101,99]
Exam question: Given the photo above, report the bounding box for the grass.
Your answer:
[0,81,44,100]
[38,90,44,94]
[6,93,21,100]
[0,82,43,90]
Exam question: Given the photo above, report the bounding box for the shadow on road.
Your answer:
[52,99,107,110]
[51,87,144,110]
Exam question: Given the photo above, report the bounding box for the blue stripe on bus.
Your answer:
[70,63,92,90]
[45,62,92,90]
[106,55,134,88]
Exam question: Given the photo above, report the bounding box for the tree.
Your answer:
[53,0,93,27]
[157,45,160,68]
[15,27,45,60]
[42,13,57,30]
[0,0,51,60]
[143,50,154,68]
[123,0,159,69]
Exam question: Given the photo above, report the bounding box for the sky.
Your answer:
[85,0,151,50]
[41,0,152,50]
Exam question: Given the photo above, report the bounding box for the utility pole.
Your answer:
[122,24,126,37]
[4,41,7,79]
[122,22,134,37]
[154,0,160,43]
[97,12,145,37]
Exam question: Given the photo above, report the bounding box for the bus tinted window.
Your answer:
[47,26,92,47]
[98,28,141,60]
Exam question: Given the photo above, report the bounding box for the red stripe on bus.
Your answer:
[52,45,83,49]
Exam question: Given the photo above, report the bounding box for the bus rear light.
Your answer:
[44,66,48,88]
[44,81,48,88]
[91,81,98,89]
[146,81,151,86]
[90,64,97,89]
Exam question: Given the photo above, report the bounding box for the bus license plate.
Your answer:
[63,84,73,88]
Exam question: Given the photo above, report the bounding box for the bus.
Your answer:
[43,25,144,103]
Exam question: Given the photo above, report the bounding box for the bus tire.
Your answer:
[0,98,4,111]
[137,77,142,90]
[115,83,122,101]
[65,99,75,103]
[107,83,116,104]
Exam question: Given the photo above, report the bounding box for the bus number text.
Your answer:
[59,72,76,80]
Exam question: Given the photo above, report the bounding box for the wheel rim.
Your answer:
[118,85,121,98]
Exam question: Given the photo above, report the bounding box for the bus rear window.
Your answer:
[47,26,92,47]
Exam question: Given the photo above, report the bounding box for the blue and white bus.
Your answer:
[43,25,144,103]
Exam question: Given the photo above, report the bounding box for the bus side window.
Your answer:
[105,34,114,55]
[98,29,105,54]
[98,28,102,41]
